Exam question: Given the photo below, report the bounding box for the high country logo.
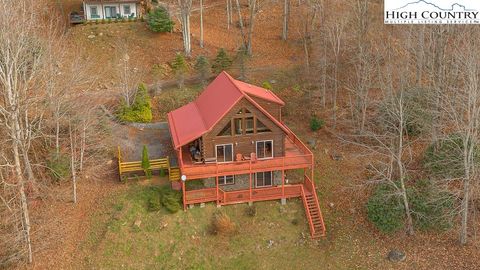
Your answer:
[384,0,480,24]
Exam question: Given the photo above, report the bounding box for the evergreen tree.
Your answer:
[141,145,152,178]
[212,48,232,74]
[147,7,174,33]
[194,55,211,86]
[171,53,188,89]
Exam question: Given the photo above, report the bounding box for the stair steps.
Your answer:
[302,192,326,239]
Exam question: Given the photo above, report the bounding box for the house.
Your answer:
[83,0,141,21]
[167,72,326,238]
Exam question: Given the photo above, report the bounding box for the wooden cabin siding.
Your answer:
[250,96,282,120]
[201,98,285,160]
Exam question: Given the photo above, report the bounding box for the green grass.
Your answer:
[79,182,388,269]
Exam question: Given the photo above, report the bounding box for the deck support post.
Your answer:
[182,180,187,211]
[281,169,285,198]
[249,173,252,201]
[216,175,219,206]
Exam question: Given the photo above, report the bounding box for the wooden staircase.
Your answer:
[302,190,326,239]
[169,167,181,181]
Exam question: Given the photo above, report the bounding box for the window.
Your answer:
[217,122,232,136]
[104,6,117,18]
[90,6,98,16]
[256,140,273,159]
[256,119,271,133]
[255,171,273,187]
[245,117,254,134]
[234,118,242,135]
[219,175,234,185]
[216,144,233,162]
[123,5,131,15]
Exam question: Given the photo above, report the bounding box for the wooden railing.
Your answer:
[282,123,313,156]
[185,185,303,205]
[300,185,316,238]
[303,174,326,236]
[179,154,313,180]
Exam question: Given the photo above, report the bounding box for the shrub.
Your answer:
[148,193,162,212]
[212,48,232,74]
[161,190,182,213]
[141,145,152,178]
[366,184,405,233]
[118,83,152,123]
[171,53,188,89]
[210,211,236,235]
[46,152,70,181]
[409,179,454,231]
[245,205,257,217]
[194,55,211,85]
[423,134,479,178]
[147,7,174,33]
[310,117,325,131]
[262,81,272,90]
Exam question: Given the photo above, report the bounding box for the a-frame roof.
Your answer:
[167,72,287,149]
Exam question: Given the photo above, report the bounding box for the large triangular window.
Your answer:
[256,119,271,133]
[218,122,232,136]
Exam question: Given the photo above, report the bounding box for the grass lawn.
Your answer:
[78,176,389,270]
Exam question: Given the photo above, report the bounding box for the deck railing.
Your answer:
[185,184,304,205]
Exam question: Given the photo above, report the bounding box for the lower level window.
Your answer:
[255,171,272,187]
[219,175,234,185]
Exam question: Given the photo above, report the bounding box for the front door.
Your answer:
[105,6,117,18]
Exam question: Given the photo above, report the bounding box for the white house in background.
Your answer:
[83,0,141,20]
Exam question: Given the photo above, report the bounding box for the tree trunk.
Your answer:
[200,0,204,48]
[235,0,247,49]
[282,0,289,40]
[69,122,77,204]
[247,0,256,55]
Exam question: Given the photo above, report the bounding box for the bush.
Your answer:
[148,193,162,212]
[210,211,236,235]
[46,152,70,181]
[245,205,257,217]
[310,117,325,131]
[147,7,174,33]
[409,179,454,231]
[366,184,405,233]
[171,53,188,89]
[423,134,479,178]
[161,190,182,213]
[118,83,153,123]
[262,81,272,90]
[212,48,232,74]
[194,55,211,85]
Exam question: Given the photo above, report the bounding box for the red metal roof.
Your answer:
[167,72,286,149]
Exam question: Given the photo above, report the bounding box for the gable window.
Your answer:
[255,171,273,187]
[234,118,243,135]
[256,119,271,133]
[219,175,234,185]
[123,5,131,15]
[216,144,233,162]
[217,121,232,136]
[245,117,254,134]
[256,140,273,159]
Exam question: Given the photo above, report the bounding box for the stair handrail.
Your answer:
[300,185,316,238]
[305,175,326,236]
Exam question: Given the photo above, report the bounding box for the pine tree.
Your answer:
[194,55,211,86]
[212,48,232,74]
[147,7,174,33]
[171,53,188,89]
[141,145,152,178]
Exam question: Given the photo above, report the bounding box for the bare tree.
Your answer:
[178,0,193,56]
[282,0,290,40]
[327,18,345,129]
[200,0,204,48]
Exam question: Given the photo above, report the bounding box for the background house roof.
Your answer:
[167,72,286,149]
